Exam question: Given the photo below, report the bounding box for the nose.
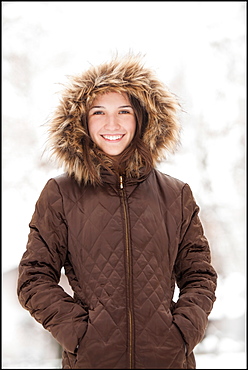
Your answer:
[104,114,121,130]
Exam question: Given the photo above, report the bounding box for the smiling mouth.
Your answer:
[101,134,124,141]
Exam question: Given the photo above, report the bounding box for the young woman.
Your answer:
[17,55,217,369]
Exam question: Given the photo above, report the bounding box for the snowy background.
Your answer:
[2,1,246,368]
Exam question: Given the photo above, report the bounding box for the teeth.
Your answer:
[102,135,123,141]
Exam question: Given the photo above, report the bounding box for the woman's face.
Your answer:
[88,92,136,156]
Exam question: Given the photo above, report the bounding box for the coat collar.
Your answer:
[100,167,151,195]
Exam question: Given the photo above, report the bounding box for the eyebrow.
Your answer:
[89,105,133,110]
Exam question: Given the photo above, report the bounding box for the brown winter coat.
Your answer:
[17,55,217,369]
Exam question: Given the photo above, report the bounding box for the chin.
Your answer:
[106,152,122,156]
[101,148,125,156]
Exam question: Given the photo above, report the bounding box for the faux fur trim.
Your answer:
[46,54,181,184]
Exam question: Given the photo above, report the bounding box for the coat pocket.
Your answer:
[62,349,77,369]
[169,321,188,359]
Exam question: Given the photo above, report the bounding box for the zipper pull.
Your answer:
[119,175,124,189]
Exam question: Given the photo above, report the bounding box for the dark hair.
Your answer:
[114,94,153,176]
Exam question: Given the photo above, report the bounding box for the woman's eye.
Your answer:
[119,110,130,114]
[92,111,103,115]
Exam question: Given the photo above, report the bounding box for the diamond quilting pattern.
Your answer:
[17,159,217,368]
[42,170,216,368]
[59,172,183,317]
[61,186,126,310]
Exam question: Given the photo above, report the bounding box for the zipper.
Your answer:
[119,175,134,369]
[120,175,124,189]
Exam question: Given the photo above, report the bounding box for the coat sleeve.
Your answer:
[172,183,217,355]
[17,178,88,354]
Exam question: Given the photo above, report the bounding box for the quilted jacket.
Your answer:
[17,55,217,369]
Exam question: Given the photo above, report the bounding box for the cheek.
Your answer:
[130,120,137,137]
[88,120,97,137]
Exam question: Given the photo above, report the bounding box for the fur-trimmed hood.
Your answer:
[46,54,181,185]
